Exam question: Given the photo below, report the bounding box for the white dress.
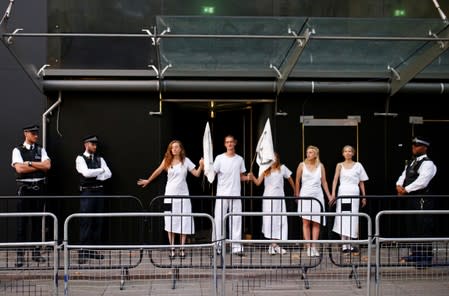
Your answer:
[163,157,195,234]
[332,162,368,238]
[262,165,291,240]
[297,163,326,225]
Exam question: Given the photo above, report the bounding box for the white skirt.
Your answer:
[164,197,195,234]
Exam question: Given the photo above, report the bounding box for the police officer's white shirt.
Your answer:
[75,151,112,181]
[11,142,50,167]
[213,153,246,196]
[396,154,437,193]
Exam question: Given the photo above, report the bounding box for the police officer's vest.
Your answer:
[16,144,46,180]
[403,156,432,195]
[79,154,102,187]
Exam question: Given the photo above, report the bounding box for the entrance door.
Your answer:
[166,101,256,239]
[300,116,361,239]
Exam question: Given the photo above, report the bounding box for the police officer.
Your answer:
[396,136,437,267]
[75,135,112,264]
[11,125,51,267]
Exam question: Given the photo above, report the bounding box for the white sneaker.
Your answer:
[311,247,320,257]
[306,247,312,257]
[274,246,287,255]
[268,246,276,255]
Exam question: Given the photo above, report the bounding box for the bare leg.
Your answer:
[311,222,320,248]
[167,232,176,258]
[180,234,187,257]
[167,231,175,245]
[302,218,311,249]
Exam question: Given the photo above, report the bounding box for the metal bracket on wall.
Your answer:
[142,27,171,46]
[269,64,282,79]
[148,64,171,79]
[409,116,424,124]
[0,0,15,29]
[160,64,172,78]
[37,64,50,77]
[149,91,163,116]
[5,27,22,44]
[429,30,446,49]
[148,65,159,78]
[142,28,156,45]
[387,65,401,81]
[300,115,360,126]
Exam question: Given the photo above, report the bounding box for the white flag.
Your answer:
[202,122,215,183]
[255,118,275,177]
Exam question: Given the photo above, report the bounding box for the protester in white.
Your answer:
[213,135,250,256]
[331,145,368,253]
[252,152,295,255]
[138,140,203,258]
[295,145,332,257]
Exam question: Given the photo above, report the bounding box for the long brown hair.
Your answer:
[162,140,185,170]
[264,152,281,177]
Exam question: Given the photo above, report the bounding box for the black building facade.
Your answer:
[1,0,449,243]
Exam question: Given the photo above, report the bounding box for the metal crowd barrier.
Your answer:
[63,212,217,295]
[222,211,372,295]
[374,210,449,296]
[0,212,58,296]
[0,195,144,244]
[148,195,325,243]
[3,194,449,295]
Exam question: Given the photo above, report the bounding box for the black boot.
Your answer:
[32,248,46,263]
[16,250,24,267]
[78,249,87,264]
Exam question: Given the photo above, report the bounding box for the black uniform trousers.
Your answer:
[17,182,46,243]
[79,187,104,245]
[405,195,434,263]
[16,181,46,258]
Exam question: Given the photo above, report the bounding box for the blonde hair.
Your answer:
[342,145,355,154]
[304,145,321,166]
[163,140,185,170]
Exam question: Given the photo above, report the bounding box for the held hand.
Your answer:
[328,196,336,207]
[199,158,204,169]
[250,173,257,182]
[137,179,150,188]
[361,198,367,207]
[246,172,253,182]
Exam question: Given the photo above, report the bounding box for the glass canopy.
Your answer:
[155,16,449,78]
[2,16,449,89]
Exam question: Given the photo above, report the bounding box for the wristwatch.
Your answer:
[28,161,32,167]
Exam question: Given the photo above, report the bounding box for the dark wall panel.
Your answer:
[0,0,47,196]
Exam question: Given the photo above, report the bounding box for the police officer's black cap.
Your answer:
[23,125,39,133]
[83,135,99,143]
[412,136,430,147]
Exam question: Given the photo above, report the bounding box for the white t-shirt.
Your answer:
[213,153,246,196]
[263,165,292,197]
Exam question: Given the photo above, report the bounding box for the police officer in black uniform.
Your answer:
[11,125,51,267]
[75,135,112,264]
[396,136,437,267]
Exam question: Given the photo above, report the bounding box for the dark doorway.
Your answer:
[165,101,258,241]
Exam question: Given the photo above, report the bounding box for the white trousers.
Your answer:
[214,198,243,253]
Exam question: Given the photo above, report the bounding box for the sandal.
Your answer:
[179,248,186,258]
[169,248,176,259]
